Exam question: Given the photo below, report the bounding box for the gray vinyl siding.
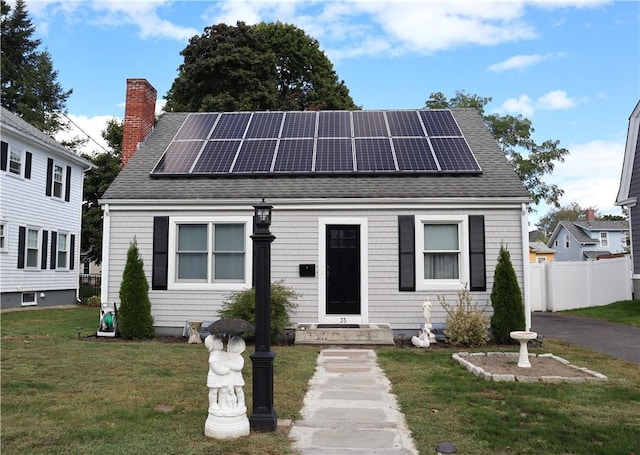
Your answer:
[630,127,640,274]
[104,204,524,333]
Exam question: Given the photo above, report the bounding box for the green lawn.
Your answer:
[2,306,639,454]
[562,300,640,327]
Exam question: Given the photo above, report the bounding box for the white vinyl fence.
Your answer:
[530,256,632,312]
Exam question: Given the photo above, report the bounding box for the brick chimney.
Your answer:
[586,208,596,221]
[122,78,157,166]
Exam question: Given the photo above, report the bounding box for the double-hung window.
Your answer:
[416,215,468,291]
[599,232,608,248]
[9,148,22,175]
[170,217,252,290]
[26,228,40,268]
[57,232,68,269]
[0,222,6,253]
[53,163,64,198]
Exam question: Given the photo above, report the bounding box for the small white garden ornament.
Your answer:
[412,297,437,348]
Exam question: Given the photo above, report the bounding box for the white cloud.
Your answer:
[537,90,576,110]
[488,53,554,72]
[551,139,625,215]
[501,94,535,117]
[56,114,116,156]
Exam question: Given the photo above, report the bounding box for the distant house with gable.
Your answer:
[547,209,629,261]
[529,241,556,263]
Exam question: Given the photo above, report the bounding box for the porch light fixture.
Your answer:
[254,199,272,232]
[435,441,457,454]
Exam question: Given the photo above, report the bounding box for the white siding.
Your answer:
[103,204,525,332]
[0,129,86,299]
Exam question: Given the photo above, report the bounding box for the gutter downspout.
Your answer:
[522,203,531,330]
[100,204,110,304]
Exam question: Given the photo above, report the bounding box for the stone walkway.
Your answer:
[289,348,418,454]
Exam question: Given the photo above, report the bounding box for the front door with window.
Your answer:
[325,225,361,315]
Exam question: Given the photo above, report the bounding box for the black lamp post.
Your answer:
[249,199,277,432]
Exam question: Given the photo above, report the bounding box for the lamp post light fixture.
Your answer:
[249,199,278,432]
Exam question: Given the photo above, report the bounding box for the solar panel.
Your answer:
[315,139,353,172]
[245,112,284,139]
[232,140,277,173]
[385,111,425,136]
[192,140,240,174]
[174,113,219,140]
[150,109,483,177]
[153,141,204,174]
[430,137,481,171]
[273,139,314,172]
[210,113,251,139]
[281,112,316,138]
[355,138,396,171]
[420,110,461,137]
[393,138,438,171]
[318,111,351,138]
[353,111,388,137]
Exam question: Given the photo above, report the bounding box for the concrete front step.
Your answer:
[294,324,395,346]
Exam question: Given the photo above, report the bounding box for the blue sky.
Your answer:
[18,0,640,224]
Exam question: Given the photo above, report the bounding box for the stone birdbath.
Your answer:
[510,331,538,368]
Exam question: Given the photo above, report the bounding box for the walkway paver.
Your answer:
[289,348,418,454]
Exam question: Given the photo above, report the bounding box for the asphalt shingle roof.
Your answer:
[102,108,530,202]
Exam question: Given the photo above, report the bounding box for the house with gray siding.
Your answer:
[0,107,93,309]
[547,212,629,262]
[616,100,640,296]
[100,79,531,336]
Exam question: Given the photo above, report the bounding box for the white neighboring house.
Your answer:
[0,106,93,309]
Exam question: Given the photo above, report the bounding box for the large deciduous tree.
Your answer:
[425,91,569,211]
[1,0,71,135]
[165,21,357,112]
[81,119,122,265]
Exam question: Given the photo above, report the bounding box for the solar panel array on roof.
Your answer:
[150,110,481,177]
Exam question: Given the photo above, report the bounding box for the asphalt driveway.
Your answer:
[531,312,640,364]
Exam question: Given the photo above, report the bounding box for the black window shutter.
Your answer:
[65,166,71,201]
[70,234,75,270]
[469,215,486,291]
[25,152,32,179]
[152,217,169,290]
[1,141,8,171]
[50,231,57,269]
[42,230,49,270]
[17,226,26,269]
[398,215,415,291]
[45,158,53,196]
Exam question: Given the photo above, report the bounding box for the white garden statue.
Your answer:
[411,297,437,348]
[204,334,250,439]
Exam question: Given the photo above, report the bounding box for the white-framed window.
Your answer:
[53,163,64,198]
[599,232,609,248]
[416,215,468,291]
[537,257,547,263]
[0,221,7,253]
[22,292,37,307]
[26,228,40,268]
[168,216,252,290]
[57,232,69,269]
[9,148,22,175]
[564,234,570,249]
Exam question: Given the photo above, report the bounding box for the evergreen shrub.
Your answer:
[218,280,299,342]
[118,238,155,339]
[490,245,526,344]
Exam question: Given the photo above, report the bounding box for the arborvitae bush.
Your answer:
[118,238,155,339]
[218,280,299,342]
[490,245,525,344]
[439,287,490,347]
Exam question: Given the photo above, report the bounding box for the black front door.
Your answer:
[326,225,360,315]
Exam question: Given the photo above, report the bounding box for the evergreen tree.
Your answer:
[118,238,154,339]
[1,0,71,134]
[490,246,525,344]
